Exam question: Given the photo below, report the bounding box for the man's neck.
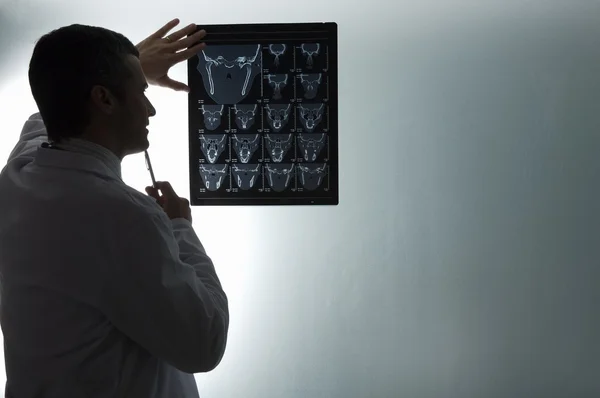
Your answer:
[57,137,123,180]
[80,130,126,158]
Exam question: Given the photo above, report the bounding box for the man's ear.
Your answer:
[90,85,118,115]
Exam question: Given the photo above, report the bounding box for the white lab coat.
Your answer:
[0,113,229,397]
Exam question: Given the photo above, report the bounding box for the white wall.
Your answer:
[2,0,600,397]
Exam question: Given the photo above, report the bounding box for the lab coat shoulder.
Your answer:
[6,112,46,162]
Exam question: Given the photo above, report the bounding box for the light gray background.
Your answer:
[1,0,600,397]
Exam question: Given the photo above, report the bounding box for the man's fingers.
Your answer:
[174,42,207,63]
[159,76,189,92]
[145,186,161,200]
[150,18,180,39]
[171,29,206,51]
[155,181,178,197]
[165,23,199,44]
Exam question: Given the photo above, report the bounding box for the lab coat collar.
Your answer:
[34,145,123,183]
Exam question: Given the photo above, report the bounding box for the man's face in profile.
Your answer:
[113,54,156,157]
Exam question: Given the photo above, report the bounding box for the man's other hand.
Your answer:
[146,181,192,223]
[136,18,207,92]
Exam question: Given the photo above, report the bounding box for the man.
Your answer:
[0,19,229,398]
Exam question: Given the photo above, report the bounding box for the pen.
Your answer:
[144,150,157,189]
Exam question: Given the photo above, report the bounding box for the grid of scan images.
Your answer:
[188,25,337,205]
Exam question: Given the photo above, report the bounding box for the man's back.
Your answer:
[0,114,228,397]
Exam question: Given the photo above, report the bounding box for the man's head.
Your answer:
[28,24,156,159]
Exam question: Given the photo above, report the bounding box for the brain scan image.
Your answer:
[300,43,319,69]
[231,163,261,190]
[232,133,261,163]
[265,74,290,100]
[199,164,229,191]
[233,104,258,130]
[188,23,338,205]
[297,43,327,71]
[200,105,225,130]
[299,74,322,100]
[265,163,295,192]
[264,104,292,132]
[196,44,262,104]
[297,103,326,132]
[265,133,294,163]
[297,163,327,190]
[200,134,228,163]
[268,44,286,67]
[264,43,295,72]
[297,133,326,162]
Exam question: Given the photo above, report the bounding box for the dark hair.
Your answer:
[28,24,139,143]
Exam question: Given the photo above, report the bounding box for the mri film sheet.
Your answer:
[188,22,338,206]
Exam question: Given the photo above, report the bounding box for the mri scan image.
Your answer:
[188,22,337,205]
[231,133,261,163]
[300,43,319,69]
[200,105,226,130]
[297,43,327,71]
[233,104,259,131]
[264,43,295,73]
[200,134,228,163]
[264,104,292,133]
[298,74,323,100]
[297,163,327,191]
[265,163,295,192]
[268,44,286,67]
[199,164,229,191]
[231,163,262,191]
[265,74,291,101]
[297,103,326,132]
[297,133,327,162]
[265,133,294,163]
[196,44,262,104]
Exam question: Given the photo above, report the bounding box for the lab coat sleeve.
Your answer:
[7,113,47,161]
[102,206,229,374]
[170,217,229,365]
